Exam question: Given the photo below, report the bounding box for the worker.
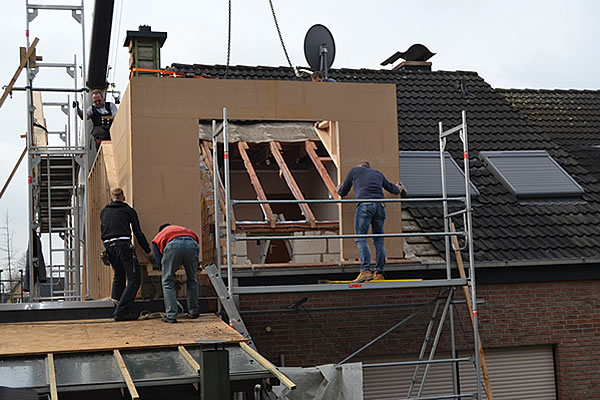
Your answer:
[338,161,402,283]
[311,71,336,82]
[74,89,118,157]
[152,224,200,323]
[100,187,153,321]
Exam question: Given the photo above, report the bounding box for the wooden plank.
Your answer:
[114,349,139,400]
[269,141,316,228]
[237,141,276,228]
[200,140,236,228]
[47,353,58,400]
[0,145,27,200]
[0,315,245,357]
[305,140,340,200]
[451,223,494,400]
[0,38,39,109]
[178,345,201,374]
[240,342,296,390]
[99,142,119,189]
[32,91,48,146]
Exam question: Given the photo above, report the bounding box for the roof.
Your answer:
[170,63,600,264]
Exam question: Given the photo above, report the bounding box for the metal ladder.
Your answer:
[25,0,88,301]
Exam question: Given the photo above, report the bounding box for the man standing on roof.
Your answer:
[338,161,402,283]
[101,188,153,321]
[74,89,118,157]
[152,224,200,324]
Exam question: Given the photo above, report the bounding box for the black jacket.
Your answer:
[100,200,151,253]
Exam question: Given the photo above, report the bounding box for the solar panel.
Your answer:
[480,150,584,199]
[399,151,480,198]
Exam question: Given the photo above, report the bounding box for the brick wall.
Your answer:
[239,280,600,399]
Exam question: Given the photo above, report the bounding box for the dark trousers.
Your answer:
[105,241,140,317]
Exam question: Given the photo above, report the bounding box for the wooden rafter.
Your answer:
[238,141,277,228]
[269,141,316,228]
[305,141,340,200]
[47,353,58,400]
[114,349,140,400]
[200,140,236,229]
[0,38,39,109]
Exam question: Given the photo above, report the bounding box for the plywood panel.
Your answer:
[0,315,245,356]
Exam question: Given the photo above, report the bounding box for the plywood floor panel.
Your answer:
[0,314,245,357]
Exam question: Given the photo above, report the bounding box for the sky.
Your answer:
[0,0,599,275]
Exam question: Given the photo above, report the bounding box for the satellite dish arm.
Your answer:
[320,44,329,79]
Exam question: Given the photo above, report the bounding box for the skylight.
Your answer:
[480,150,584,199]
[399,151,480,198]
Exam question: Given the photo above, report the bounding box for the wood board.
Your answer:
[0,314,245,357]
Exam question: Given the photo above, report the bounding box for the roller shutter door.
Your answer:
[363,345,556,400]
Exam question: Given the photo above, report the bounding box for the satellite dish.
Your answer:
[304,24,336,79]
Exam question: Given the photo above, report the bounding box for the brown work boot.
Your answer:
[352,270,373,283]
[372,272,386,281]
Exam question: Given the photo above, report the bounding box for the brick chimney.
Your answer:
[123,25,167,77]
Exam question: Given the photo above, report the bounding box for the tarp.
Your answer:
[199,121,318,143]
[268,363,363,400]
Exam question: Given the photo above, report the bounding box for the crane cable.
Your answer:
[224,0,232,78]
[267,0,300,78]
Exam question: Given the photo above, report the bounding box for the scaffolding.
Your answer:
[208,108,486,399]
[24,0,88,301]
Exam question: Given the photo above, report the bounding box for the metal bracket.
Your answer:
[27,8,38,22]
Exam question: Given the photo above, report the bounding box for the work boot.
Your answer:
[372,272,386,281]
[352,270,373,283]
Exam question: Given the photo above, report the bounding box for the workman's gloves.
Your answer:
[72,100,79,109]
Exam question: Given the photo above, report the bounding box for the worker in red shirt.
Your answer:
[152,224,200,323]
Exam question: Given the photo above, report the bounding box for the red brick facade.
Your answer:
[240,280,600,399]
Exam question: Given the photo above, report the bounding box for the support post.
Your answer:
[200,347,230,400]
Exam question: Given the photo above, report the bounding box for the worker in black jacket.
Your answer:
[100,187,152,321]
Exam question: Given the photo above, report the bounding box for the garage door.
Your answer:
[363,345,556,399]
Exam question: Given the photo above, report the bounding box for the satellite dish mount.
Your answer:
[304,24,336,80]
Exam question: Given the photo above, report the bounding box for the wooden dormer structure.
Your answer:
[85,76,402,298]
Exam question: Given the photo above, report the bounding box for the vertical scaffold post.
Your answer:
[461,110,481,400]
[212,121,221,278]
[223,107,233,296]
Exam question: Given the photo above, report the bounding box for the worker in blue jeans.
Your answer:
[152,224,200,323]
[338,161,402,282]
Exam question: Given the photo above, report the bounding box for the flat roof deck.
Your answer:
[0,314,244,357]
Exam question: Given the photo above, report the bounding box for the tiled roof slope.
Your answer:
[498,89,600,175]
[171,63,600,264]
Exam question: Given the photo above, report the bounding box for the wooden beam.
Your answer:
[200,140,236,228]
[451,223,494,400]
[178,345,201,375]
[47,353,58,400]
[114,349,140,400]
[305,141,340,200]
[269,141,316,228]
[238,141,277,228]
[240,342,296,390]
[0,37,39,109]
[0,146,27,200]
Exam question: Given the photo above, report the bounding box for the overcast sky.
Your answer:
[1,0,599,267]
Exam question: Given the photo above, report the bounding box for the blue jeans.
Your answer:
[161,237,200,319]
[354,202,386,273]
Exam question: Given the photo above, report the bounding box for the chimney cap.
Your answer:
[381,44,435,66]
[124,25,167,47]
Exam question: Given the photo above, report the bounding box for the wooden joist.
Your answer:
[47,353,58,400]
[0,146,27,200]
[114,349,140,400]
[304,141,340,200]
[269,141,316,228]
[237,141,277,228]
[178,345,201,375]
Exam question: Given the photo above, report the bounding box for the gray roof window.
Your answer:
[399,151,480,198]
[480,150,584,199]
